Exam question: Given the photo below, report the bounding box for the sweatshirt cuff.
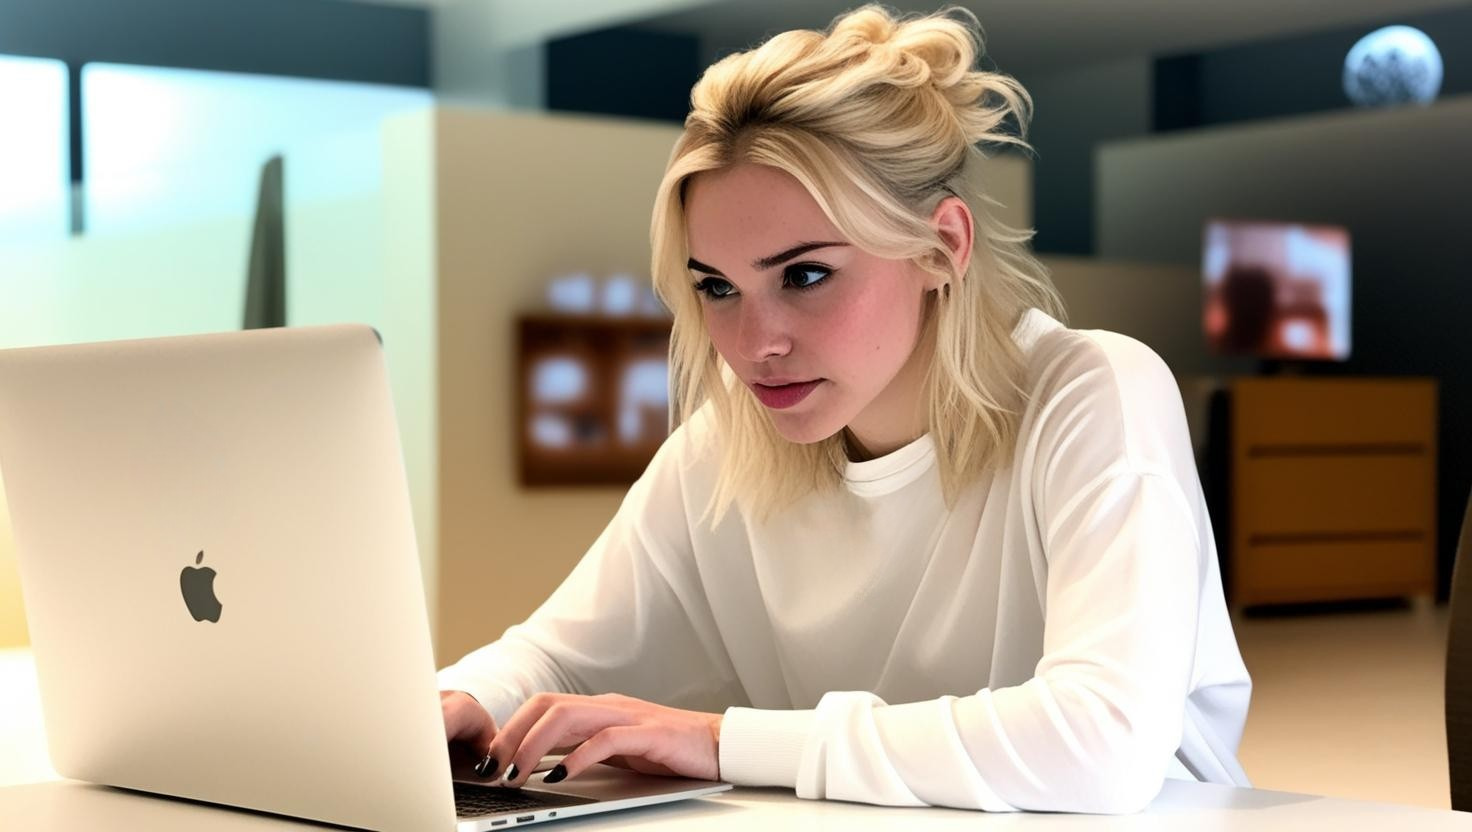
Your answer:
[718,706,817,788]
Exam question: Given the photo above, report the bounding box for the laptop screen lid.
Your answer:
[0,325,456,830]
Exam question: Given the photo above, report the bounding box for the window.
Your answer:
[82,64,430,234]
[0,55,69,245]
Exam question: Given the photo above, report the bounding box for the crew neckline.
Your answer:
[843,432,937,495]
[838,308,1057,498]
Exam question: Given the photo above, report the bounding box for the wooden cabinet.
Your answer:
[1230,378,1437,606]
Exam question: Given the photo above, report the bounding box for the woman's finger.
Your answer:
[481,692,563,780]
[466,715,500,777]
[493,695,627,786]
[440,691,499,774]
[476,689,556,777]
[512,704,635,786]
[544,725,660,783]
[441,691,485,742]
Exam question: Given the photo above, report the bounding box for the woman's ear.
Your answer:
[931,195,975,289]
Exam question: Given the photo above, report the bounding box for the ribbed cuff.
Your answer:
[718,706,817,788]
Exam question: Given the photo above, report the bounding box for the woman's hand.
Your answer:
[441,690,499,774]
[482,692,722,786]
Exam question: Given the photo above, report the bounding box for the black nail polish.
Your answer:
[474,755,498,778]
[504,763,520,783]
[542,764,568,784]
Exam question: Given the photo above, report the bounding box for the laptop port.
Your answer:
[516,815,535,823]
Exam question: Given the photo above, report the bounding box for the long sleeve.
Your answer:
[718,333,1217,814]
[436,421,741,729]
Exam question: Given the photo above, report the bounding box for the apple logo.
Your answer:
[180,550,223,623]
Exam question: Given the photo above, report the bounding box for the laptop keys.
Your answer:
[453,782,594,819]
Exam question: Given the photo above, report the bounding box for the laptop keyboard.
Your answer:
[453,782,594,818]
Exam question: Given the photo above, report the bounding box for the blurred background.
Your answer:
[0,0,1468,812]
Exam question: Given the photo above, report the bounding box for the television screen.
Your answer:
[1203,219,1351,361]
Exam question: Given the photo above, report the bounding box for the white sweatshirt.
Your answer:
[437,308,1252,814]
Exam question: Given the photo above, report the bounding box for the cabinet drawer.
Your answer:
[1235,456,1433,534]
[1236,540,1435,605]
[1233,379,1436,446]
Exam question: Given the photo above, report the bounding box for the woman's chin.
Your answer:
[769,411,847,446]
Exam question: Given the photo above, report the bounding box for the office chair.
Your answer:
[1446,485,1472,811]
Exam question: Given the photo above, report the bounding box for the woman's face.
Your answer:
[683,163,946,454]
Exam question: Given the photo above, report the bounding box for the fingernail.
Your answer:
[542,764,568,784]
[504,763,520,783]
[474,755,498,778]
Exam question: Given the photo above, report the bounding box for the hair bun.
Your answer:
[685,3,1032,175]
[829,6,976,92]
[820,5,1024,146]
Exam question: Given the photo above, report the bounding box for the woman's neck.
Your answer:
[842,428,877,462]
[842,320,935,461]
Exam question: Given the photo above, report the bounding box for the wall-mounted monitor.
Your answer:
[1203,219,1351,361]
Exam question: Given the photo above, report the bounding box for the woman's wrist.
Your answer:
[709,712,725,780]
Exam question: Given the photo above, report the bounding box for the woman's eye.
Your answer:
[693,276,736,299]
[784,264,831,291]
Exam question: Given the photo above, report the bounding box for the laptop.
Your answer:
[0,324,731,831]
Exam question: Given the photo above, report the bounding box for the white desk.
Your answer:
[1,778,1470,831]
[4,644,1470,829]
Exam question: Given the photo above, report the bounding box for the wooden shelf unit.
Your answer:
[517,314,672,487]
[1230,377,1437,607]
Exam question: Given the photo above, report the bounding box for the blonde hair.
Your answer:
[649,4,1066,524]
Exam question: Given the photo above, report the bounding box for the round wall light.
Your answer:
[1343,25,1443,107]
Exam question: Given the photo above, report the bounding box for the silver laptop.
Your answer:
[0,324,730,831]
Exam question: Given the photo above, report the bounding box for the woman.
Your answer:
[438,4,1251,815]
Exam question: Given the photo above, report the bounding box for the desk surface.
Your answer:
[5,648,1468,828]
[3,777,1470,831]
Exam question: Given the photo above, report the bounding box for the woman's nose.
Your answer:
[734,298,792,363]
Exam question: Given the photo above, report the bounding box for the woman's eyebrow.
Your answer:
[687,256,723,276]
[752,241,848,270]
[687,241,849,277]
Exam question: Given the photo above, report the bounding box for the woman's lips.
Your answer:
[750,379,823,409]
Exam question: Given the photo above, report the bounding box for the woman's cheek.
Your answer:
[702,307,737,359]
